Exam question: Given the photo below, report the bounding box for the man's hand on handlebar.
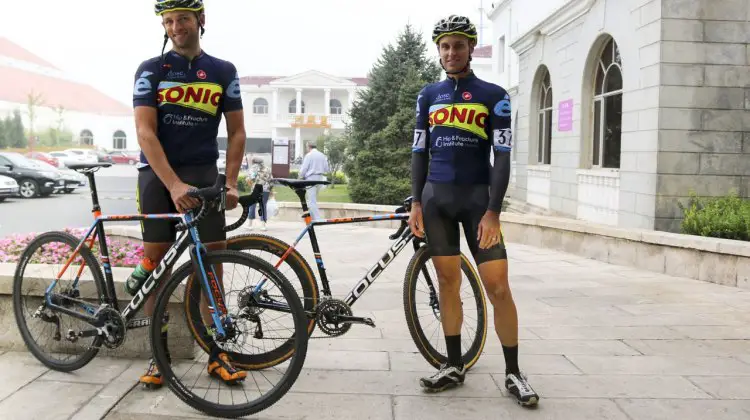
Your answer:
[407,201,425,238]
[225,184,239,210]
[169,181,200,213]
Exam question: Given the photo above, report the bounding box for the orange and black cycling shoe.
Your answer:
[207,352,247,385]
[139,359,163,389]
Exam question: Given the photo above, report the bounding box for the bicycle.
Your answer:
[12,163,308,419]
[221,178,489,371]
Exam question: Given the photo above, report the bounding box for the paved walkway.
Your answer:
[2,220,750,419]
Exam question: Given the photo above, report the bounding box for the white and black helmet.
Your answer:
[432,15,478,44]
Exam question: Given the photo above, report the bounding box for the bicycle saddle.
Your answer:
[273,178,331,189]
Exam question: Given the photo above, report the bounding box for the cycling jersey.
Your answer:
[132,50,243,168]
[412,71,512,185]
[411,71,513,262]
[411,71,513,214]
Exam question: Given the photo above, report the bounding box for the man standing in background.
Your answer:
[299,142,329,220]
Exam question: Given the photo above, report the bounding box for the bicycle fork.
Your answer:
[184,211,233,341]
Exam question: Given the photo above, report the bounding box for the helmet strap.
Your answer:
[160,32,169,64]
[195,11,205,38]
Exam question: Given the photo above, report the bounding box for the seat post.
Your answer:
[294,188,309,212]
[86,171,101,213]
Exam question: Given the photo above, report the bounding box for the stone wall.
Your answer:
[654,0,750,232]
[510,0,665,229]
[102,202,750,290]
[617,0,663,230]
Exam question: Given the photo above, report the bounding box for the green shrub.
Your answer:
[325,171,347,185]
[288,170,299,179]
[237,174,250,192]
[679,190,750,241]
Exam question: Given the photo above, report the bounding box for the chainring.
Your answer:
[315,298,353,337]
[96,307,126,349]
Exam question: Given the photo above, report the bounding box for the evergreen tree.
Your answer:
[9,110,26,148]
[0,117,6,149]
[345,24,441,204]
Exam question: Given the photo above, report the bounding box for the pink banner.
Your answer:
[558,99,573,132]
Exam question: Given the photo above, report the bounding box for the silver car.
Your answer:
[0,174,19,202]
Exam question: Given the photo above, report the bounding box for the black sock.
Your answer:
[445,334,463,367]
[503,345,519,375]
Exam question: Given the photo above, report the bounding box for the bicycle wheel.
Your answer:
[403,245,488,370]
[150,250,308,419]
[12,231,104,372]
[207,233,318,367]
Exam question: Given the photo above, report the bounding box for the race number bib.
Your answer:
[412,129,426,151]
[493,129,513,152]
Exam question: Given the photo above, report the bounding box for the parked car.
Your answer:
[109,150,139,165]
[48,150,86,168]
[92,149,114,164]
[25,151,59,168]
[64,148,99,164]
[217,151,249,173]
[0,174,19,202]
[0,152,65,198]
[31,160,87,193]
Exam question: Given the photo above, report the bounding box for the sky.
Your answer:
[2,0,496,106]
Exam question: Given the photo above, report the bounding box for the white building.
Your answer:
[0,37,135,152]
[486,0,750,232]
[226,70,368,162]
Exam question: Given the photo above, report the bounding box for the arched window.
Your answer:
[113,130,127,150]
[329,99,342,114]
[537,69,553,165]
[289,99,305,114]
[592,38,623,168]
[80,129,93,146]
[253,98,268,114]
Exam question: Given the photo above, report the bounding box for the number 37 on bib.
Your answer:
[493,129,513,152]
[412,129,427,152]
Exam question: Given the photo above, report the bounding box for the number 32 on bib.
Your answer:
[493,129,513,152]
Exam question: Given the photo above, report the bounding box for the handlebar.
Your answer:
[224,184,264,231]
[388,195,414,240]
[174,174,264,232]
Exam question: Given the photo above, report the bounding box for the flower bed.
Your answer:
[0,228,144,267]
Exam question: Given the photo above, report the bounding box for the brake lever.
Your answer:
[389,205,408,240]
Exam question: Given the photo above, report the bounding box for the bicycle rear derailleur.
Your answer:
[315,298,376,337]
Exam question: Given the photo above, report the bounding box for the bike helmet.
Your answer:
[155,0,206,59]
[154,0,204,15]
[432,15,478,44]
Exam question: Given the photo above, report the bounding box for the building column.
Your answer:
[295,88,303,159]
[272,88,279,120]
[272,127,278,141]
[295,127,302,160]
[324,88,331,116]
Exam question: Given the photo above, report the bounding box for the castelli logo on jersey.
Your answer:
[462,91,472,101]
[197,69,207,79]
[428,103,489,140]
[156,81,223,116]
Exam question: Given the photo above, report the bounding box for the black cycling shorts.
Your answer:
[421,182,507,265]
[136,164,226,244]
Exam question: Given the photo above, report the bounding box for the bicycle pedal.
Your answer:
[337,315,377,328]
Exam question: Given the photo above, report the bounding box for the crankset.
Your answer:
[315,298,376,338]
[67,306,127,349]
